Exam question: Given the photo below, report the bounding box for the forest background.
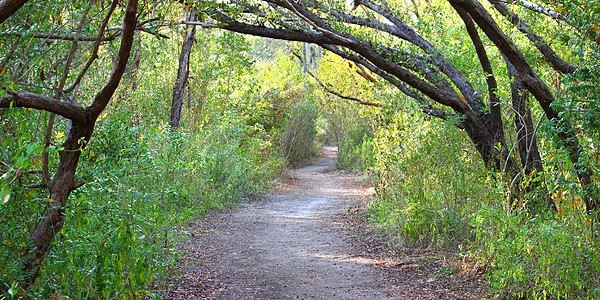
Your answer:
[0,0,599,299]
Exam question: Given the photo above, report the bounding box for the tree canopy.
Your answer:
[199,0,600,213]
[1,0,600,298]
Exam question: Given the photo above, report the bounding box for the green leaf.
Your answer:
[26,144,35,156]
[1,185,11,205]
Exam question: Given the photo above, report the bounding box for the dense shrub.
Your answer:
[0,107,285,298]
[281,98,320,165]
[367,102,600,299]
[336,131,376,172]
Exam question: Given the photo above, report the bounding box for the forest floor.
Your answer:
[154,147,489,299]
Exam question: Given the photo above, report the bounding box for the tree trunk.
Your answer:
[0,0,29,25]
[451,0,599,214]
[23,122,91,286]
[18,0,140,288]
[170,8,197,128]
[508,61,553,212]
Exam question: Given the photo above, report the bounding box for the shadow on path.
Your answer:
[156,146,485,299]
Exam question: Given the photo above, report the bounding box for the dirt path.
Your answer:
[156,147,487,299]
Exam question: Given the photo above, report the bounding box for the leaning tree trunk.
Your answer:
[170,7,197,129]
[450,0,599,214]
[23,122,91,285]
[15,0,140,288]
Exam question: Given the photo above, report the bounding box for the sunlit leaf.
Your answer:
[1,185,11,205]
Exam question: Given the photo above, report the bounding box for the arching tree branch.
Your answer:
[489,0,578,74]
[0,90,86,122]
[292,52,381,107]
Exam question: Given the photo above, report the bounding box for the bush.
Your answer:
[367,104,600,299]
[369,112,488,251]
[471,207,600,299]
[0,108,285,298]
[337,132,376,172]
[280,98,321,165]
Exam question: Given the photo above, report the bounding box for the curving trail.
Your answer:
[157,147,485,299]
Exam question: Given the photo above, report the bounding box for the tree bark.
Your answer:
[489,0,578,74]
[0,0,29,25]
[449,0,598,214]
[170,8,197,128]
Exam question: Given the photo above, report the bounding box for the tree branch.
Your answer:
[305,0,411,41]
[212,12,343,44]
[278,0,354,44]
[360,0,485,113]
[292,52,380,107]
[87,0,139,120]
[495,0,572,24]
[42,0,95,184]
[489,0,578,74]
[321,45,457,124]
[450,0,598,212]
[0,31,119,42]
[65,0,120,93]
[0,90,86,123]
[451,3,504,140]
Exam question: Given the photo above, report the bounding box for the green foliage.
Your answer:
[367,101,600,299]
[471,205,600,299]
[249,52,322,165]
[0,24,292,297]
[3,0,600,298]
[0,109,51,298]
[1,106,284,298]
[337,132,376,172]
[281,98,320,165]
[369,106,489,251]
[313,52,380,171]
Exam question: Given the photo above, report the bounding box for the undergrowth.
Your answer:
[361,110,600,299]
[0,109,285,299]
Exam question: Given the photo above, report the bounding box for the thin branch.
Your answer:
[321,44,457,123]
[87,0,139,120]
[0,18,197,43]
[0,31,119,41]
[65,0,119,93]
[495,0,572,24]
[292,52,380,107]
[56,0,95,101]
[354,63,377,83]
[306,0,411,40]
[42,0,95,184]
[278,0,354,44]
[109,20,219,29]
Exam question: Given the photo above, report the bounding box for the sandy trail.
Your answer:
[157,146,483,299]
